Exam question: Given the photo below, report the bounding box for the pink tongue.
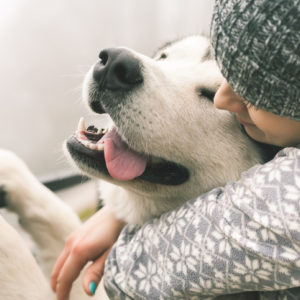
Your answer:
[102,128,148,181]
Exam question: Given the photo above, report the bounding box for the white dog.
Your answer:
[0,36,266,300]
[66,35,265,225]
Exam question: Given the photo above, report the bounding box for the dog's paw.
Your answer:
[0,149,38,212]
[0,150,25,208]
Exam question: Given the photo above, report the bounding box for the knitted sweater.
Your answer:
[103,145,300,300]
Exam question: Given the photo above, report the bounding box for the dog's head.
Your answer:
[66,36,263,203]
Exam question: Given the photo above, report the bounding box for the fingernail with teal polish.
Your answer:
[89,281,97,295]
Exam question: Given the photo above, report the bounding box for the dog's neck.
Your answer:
[99,180,185,225]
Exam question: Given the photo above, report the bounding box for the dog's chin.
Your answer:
[66,136,189,186]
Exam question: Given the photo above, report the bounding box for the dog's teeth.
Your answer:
[97,143,104,151]
[78,117,86,132]
[89,143,97,150]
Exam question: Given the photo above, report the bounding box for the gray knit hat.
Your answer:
[210,0,300,121]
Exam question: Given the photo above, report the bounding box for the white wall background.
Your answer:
[0,0,214,179]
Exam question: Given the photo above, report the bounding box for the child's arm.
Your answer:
[50,206,125,300]
[104,146,300,299]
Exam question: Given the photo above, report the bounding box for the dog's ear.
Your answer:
[201,45,214,62]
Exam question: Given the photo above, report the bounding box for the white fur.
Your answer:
[0,36,263,299]
[0,150,107,299]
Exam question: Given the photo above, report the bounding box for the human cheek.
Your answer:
[247,111,286,146]
[247,108,265,128]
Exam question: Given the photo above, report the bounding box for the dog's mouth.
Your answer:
[66,115,189,185]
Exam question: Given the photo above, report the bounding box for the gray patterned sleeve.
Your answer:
[104,146,300,299]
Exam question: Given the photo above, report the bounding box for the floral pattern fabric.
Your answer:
[104,146,300,299]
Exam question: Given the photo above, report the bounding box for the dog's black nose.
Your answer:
[93,48,143,90]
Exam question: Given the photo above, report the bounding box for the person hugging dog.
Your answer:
[51,0,300,299]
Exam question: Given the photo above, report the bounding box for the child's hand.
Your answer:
[50,206,126,300]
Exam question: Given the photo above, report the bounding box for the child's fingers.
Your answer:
[82,248,111,296]
[55,252,87,300]
[50,247,70,291]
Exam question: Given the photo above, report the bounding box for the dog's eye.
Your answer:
[158,53,167,60]
[198,88,215,102]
